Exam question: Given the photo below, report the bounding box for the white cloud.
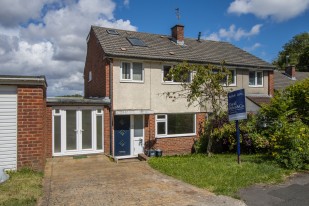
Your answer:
[205,24,262,41]
[0,0,137,97]
[228,0,309,22]
[243,42,261,52]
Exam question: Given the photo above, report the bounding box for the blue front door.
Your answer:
[114,115,130,156]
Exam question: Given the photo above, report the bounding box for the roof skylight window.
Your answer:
[127,37,147,47]
[106,29,119,35]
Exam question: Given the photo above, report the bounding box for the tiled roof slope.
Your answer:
[274,70,309,90]
[92,26,274,69]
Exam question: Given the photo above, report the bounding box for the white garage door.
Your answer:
[0,86,17,170]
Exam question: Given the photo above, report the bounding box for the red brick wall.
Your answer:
[171,25,184,42]
[17,86,46,171]
[268,70,274,97]
[45,107,52,158]
[104,107,110,154]
[84,28,110,98]
[144,113,205,155]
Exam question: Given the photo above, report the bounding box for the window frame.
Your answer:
[162,65,191,84]
[120,62,144,83]
[222,69,237,87]
[155,113,196,138]
[249,70,263,87]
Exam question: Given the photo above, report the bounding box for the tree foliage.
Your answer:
[273,32,309,71]
[165,62,232,155]
[256,78,309,169]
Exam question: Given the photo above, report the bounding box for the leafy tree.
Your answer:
[165,62,232,155]
[273,32,309,71]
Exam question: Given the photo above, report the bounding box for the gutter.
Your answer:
[104,53,275,70]
[108,58,113,156]
[0,75,48,87]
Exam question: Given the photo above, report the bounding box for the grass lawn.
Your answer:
[0,168,43,206]
[148,154,294,197]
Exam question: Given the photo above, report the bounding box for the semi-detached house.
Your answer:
[81,24,275,158]
[0,24,275,171]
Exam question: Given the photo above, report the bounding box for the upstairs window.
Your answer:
[162,65,191,83]
[212,69,236,86]
[121,62,143,82]
[249,71,263,87]
[221,69,236,86]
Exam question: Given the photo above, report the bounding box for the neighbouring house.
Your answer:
[274,65,309,91]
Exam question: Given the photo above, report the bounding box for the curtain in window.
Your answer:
[122,62,131,79]
[249,71,255,85]
[133,63,143,81]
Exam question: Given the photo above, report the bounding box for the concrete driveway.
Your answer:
[39,155,245,206]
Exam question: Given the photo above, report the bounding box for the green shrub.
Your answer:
[195,113,269,154]
[270,120,309,169]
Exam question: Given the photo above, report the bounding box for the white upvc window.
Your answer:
[221,69,237,86]
[155,113,196,138]
[249,71,263,87]
[121,62,144,82]
[162,65,191,84]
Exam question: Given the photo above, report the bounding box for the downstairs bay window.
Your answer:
[156,113,196,137]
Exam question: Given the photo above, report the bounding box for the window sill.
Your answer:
[223,84,237,87]
[248,85,263,88]
[120,80,144,83]
[162,82,189,85]
[156,133,196,138]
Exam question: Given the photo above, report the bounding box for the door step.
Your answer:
[138,153,148,161]
[115,157,141,164]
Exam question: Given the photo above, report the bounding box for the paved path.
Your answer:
[39,155,245,206]
[238,172,309,206]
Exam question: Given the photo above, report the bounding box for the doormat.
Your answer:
[73,155,88,159]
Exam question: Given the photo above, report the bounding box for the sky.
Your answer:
[0,0,308,97]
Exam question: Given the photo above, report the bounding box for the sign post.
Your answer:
[228,89,247,164]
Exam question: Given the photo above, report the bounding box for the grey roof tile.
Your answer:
[92,26,274,69]
[274,70,309,90]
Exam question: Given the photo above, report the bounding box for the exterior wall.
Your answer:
[45,107,52,158]
[245,98,261,114]
[144,113,205,155]
[112,60,200,113]
[84,28,110,98]
[104,107,111,154]
[113,60,271,113]
[17,86,46,171]
[268,70,274,97]
[234,69,269,95]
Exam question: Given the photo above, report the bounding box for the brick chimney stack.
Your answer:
[171,24,184,45]
[285,65,296,80]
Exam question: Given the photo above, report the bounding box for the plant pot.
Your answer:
[148,149,156,157]
[156,149,162,157]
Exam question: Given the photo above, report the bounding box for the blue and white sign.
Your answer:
[228,89,247,121]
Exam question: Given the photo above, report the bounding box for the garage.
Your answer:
[0,86,17,170]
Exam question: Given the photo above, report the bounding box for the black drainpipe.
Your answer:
[108,58,113,156]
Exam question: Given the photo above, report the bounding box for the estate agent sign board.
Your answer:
[228,89,247,163]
